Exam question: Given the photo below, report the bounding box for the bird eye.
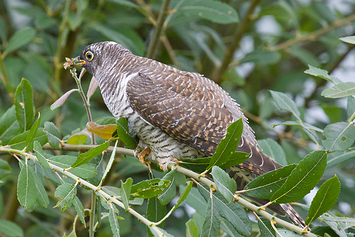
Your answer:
[85,51,94,61]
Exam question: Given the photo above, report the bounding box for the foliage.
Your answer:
[1,0,355,236]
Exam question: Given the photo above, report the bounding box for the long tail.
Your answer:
[226,137,306,228]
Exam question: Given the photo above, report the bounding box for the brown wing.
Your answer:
[126,68,234,156]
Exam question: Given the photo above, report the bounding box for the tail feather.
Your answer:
[225,137,306,228]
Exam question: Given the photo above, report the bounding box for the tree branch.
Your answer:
[212,0,261,83]
[145,0,171,59]
[269,12,355,52]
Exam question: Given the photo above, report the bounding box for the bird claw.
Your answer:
[159,158,180,171]
[138,147,151,165]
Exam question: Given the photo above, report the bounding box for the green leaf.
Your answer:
[186,219,199,237]
[71,142,109,168]
[25,113,41,148]
[67,134,88,145]
[172,181,193,211]
[73,196,86,226]
[108,203,120,237]
[15,78,35,132]
[48,155,96,179]
[28,165,49,208]
[106,0,139,8]
[147,197,166,229]
[0,159,11,182]
[327,150,355,167]
[340,36,355,44]
[321,82,355,98]
[208,118,243,169]
[271,150,327,204]
[4,27,36,54]
[244,164,297,199]
[322,122,355,151]
[8,129,47,151]
[240,50,281,65]
[201,198,221,237]
[116,117,137,149]
[258,139,287,166]
[304,65,341,84]
[288,46,320,67]
[319,214,355,237]
[44,121,61,149]
[258,216,276,237]
[306,176,340,225]
[198,184,252,236]
[180,157,211,173]
[219,152,250,170]
[0,106,21,145]
[158,168,177,205]
[17,163,36,209]
[211,166,237,203]
[184,186,207,216]
[121,178,133,211]
[54,183,77,211]
[0,220,24,237]
[270,90,300,118]
[131,179,171,199]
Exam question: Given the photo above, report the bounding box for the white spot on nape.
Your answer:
[106,41,117,46]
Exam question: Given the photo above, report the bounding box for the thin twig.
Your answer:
[269,12,355,52]
[213,0,261,83]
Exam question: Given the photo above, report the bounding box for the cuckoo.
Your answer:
[73,41,305,228]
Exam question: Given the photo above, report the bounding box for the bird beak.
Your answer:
[73,56,86,67]
[63,56,86,70]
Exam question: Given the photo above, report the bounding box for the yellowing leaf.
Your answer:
[86,121,117,139]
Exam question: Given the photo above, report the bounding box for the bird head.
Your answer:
[73,41,131,76]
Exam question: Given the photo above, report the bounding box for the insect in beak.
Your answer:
[63,57,86,70]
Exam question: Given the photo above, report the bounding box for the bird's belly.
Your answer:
[128,113,202,166]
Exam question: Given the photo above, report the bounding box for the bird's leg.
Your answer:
[158,157,180,171]
[137,147,151,165]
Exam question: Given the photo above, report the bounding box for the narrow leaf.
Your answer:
[211,166,237,203]
[147,197,166,228]
[201,199,221,237]
[258,139,287,166]
[321,82,355,98]
[327,150,355,167]
[17,163,36,209]
[86,121,117,140]
[4,27,36,54]
[322,122,355,151]
[0,106,21,145]
[131,179,171,199]
[121,178,133,211]
[208,118,243,169]
[71,142,109,168]
[198,184,252,236]
[44,121,61,149]
[108,203,120,237]
[0,220,24,237]
[73,196,86,226]
[304,65,341,84]
[340,36,355,44]
[319,214,355,237]
[15,78,35,131]
[50,89,79,110]
[9,129,47,151]
[54,183,77,211]
[271,151,327,204]
[305,176,340,225]
[270,90,300,118]
[186,219,199,237]
[28,165,49,208]
[244,164,297,199]
[25,113,41,148]
[116,117,137,149]
[158,168,177,205]
[258,216,276,237]
[48,155,96,179]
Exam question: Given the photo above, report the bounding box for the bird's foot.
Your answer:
[159,158,179,172]
[138,147,151,165]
